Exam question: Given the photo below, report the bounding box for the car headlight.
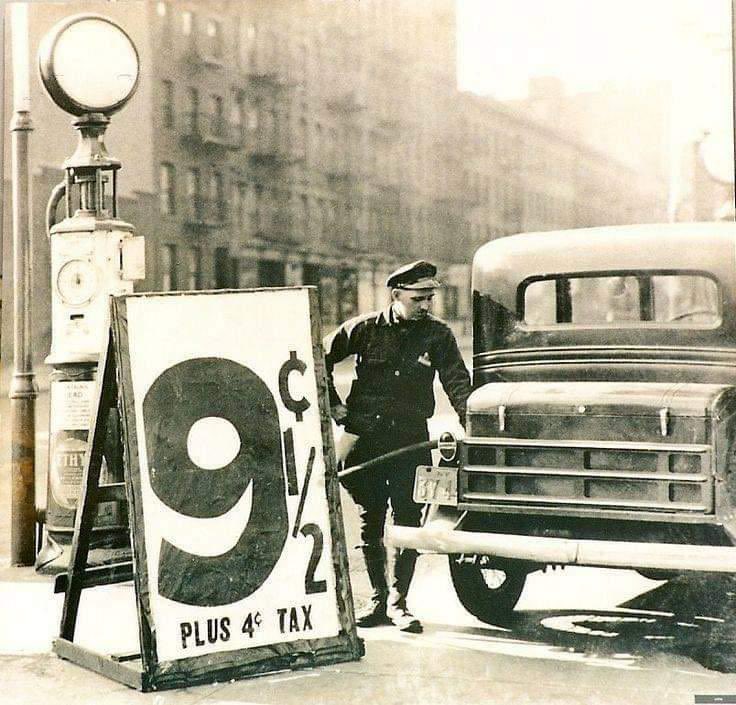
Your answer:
[438,431,458,462]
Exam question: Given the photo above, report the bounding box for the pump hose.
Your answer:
[46,181,66,238]
[337,439,438,479]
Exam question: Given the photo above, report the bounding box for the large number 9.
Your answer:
[142,357,288,606]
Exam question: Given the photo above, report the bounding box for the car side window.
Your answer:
[523,279,557,325]
[572,276,640,324]
[522,272,721,327]
[651,275,719,323]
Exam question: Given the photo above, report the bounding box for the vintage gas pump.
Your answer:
[35,14,144,571]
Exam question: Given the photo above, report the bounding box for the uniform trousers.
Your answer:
[341,418,431,545]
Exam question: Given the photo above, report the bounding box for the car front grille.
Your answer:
[459,437,713,513]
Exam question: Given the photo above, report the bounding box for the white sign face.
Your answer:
[124,290,341,662]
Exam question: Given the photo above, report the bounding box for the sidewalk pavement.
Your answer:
[0,495,380,705]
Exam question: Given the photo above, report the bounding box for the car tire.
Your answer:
[448,554,528,626]
[635,568,678,581]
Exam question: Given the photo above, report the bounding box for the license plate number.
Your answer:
[414,466,458,506]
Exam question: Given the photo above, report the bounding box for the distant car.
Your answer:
[391,222,736,625]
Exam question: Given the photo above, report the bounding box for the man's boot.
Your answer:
[355,542,390,627]
[387,548,423,633]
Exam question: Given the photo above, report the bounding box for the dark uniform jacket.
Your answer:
[324,306,472,436]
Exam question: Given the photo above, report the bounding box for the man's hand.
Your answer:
[330,403,348,425]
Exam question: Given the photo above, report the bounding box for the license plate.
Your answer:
[414,466,458,506]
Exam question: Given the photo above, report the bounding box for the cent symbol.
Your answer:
[278,350,311,422]
[142,357,288,606]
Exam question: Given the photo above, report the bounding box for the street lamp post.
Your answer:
[34,14,144,572]
[732,0,735,189]
[9,2,38,567]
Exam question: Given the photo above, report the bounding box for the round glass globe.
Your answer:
[39,14,139,115]
[700,132,735,186]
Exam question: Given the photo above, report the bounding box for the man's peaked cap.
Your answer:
[385,260,441,290]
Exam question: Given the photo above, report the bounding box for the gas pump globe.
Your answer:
[36,14,144,571]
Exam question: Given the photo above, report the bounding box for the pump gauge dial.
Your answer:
[57,259,100,306]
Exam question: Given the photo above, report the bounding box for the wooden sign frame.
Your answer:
[53,288,363,691]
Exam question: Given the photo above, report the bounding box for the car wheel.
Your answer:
[448,554,528,626]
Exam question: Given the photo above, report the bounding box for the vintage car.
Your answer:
[390,222,736,625]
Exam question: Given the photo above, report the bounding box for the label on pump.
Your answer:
[50,380,95,432]
[49,433,87,510]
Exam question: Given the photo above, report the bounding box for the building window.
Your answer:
[300,194,309,238]
[258,259,285,287]
[231,181,247,227]
[298,117,308,162]
[182,10,194,36]
[319,198,329,237]
[210,172,226,221]
[244,183,256,233]
[326,198,336,235]
[230,91,243,129]
[162,244,177,291]
[242,183,251,226]
[187,247,202,290]
[298,42,308,81]
[206,18,222,57]
[187,168,202,218]
[339,269,357,320]
[266,108,277,145]
[231,180,242,226]
[444,285,459,320]
[261,186,273,231]
[213,94,224,120]
[186,87,199,133]
[278,108,290,152]
[237,20,249,68]
[316,198,325,238]
[247,108,258,131]
[156,2,167,18]
[302,263,319,286]
[159,163,175,215]
[315,123,323,165]
[345,203,354,247]
[210,94,224,136]
[304,266,337,324]
[319,274,339,325]
[214,247,237,288]
[254,183,264,231]
[162,80,174,128]
[328,127,338,171]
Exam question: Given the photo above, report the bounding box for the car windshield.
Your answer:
[523,272,721,327]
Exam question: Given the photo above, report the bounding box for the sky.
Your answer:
[456,0,732,100]
[455,0,734,185]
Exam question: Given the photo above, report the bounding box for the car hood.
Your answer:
[467,381,732,418]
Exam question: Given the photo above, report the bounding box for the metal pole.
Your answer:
[9,3,37,566]
[732,0,736,188]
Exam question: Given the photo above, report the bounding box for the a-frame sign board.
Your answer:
[53,288,364,691]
